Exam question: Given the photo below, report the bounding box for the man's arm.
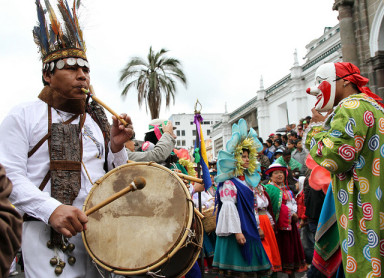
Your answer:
[0,108,62,224]
[305,101,369,174]
[128,133,176,163]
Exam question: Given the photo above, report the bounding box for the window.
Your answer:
[203,121,210,125]
[181,130,185,136]
[176,130,180,136]
[190,121,194,125]
[207,129,211,135]
[177,140,181,146]
[193,140,196,146]
[192,130,196,136]
[175,121,180,125]
[182,140,186,146]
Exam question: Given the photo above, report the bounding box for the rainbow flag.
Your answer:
[193,114,212,190]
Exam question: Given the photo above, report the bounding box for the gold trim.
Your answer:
[43,48,87,63]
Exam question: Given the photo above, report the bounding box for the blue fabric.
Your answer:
[202,230,216,257]
[315,183,336,241]
[213,234,271,272]
[199,152,212,190]
[263,149,273,161]
[185,261,202,278]
[193,128,212,190]
[215,178,265,265]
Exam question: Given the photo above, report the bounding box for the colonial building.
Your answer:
[168,113,223,149]
[210,24,342,159]
[333,0,384,97]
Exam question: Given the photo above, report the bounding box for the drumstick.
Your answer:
[194,208,204,219]
[85,176,146,216]
[81,86,129,127]
[176,172,203,184]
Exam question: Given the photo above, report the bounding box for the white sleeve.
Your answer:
[107,143,128,170]
[0,110,61,224]
[215,180,242,236]
[255,211,260,229]
[267,211,275,226]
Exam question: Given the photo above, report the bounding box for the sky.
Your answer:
[0,0,339,140]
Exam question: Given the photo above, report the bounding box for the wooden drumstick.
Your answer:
[85,176,146,216]
[194,208,204,219]
[81,86,129,127]
[176,172,203,184]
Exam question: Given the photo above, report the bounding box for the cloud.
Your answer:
[0,0,338,140]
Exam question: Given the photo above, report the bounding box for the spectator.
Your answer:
[291,140,309,176]
[0,164,22,277]
[262,143,274,162]
[274,139,285,152]
[257,151,271,180]
[266,139,276,154]
[286,139,296,152]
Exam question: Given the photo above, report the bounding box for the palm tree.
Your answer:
[119,46,187,119]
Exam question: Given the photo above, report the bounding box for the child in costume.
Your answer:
[264,164,307,277]
[213,119,271,276]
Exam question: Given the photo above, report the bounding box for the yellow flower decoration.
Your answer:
[178,159,197,177]
[234,137,258,177]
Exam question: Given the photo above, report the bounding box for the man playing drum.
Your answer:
[0,1,133,277]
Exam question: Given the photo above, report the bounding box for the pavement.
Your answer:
[9,264,307,278]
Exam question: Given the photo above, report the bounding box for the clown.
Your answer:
[306,63,337,112]
[304,62,384,277]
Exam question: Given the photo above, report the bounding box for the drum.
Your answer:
[82,162,203,277]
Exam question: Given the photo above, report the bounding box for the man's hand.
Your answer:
[49,205,88,238]
[291,212,298,223]
[310,108,333,124]
[235,233,246,245]
[258,228,265,240]
[111,113,134,153]
[193,182,205,193]
[162,121,177,139]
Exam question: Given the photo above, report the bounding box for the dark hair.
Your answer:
[274,139,282,145]
[288,139,296,145]
[266,139,273,144]
[262,143,268,148]
[258,137,263,143]
[164,153,179,168]
[282,149,292,156]
[144,131,159,145]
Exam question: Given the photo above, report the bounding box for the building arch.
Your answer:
[370,1,384,57]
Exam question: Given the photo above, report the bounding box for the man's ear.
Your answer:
[43,71,52,84]
[343,79,351,87]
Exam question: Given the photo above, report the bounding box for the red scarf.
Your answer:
[335,62,384,108]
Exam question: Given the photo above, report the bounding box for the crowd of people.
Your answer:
[1,0,383,277]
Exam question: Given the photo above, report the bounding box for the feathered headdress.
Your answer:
[215,118,263,187]
[33,0,88,70]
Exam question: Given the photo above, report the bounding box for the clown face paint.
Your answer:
[306,63,336,112]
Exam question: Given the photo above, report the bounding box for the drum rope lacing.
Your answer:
[146,269,166,278]
[92,260,109,278]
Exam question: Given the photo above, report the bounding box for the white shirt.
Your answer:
[0,99,128,224]
[215,179,244,236]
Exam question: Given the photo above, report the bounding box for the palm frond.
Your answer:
[119,46,187,119]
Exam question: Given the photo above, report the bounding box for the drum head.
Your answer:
[82,163,192,273]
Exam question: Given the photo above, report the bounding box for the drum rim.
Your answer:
[81,161,194,275]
